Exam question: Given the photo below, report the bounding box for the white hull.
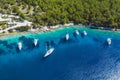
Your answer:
[34,39,38,46]
[75,30,79,35]
[66,33,69,40]
[83,31,87,36]
[44,48,55,57]
[107,38,111,45]
[18,42,22,51]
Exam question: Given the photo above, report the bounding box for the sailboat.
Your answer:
[83,30,87,36]
[75,30,79,35]
[44,42,55,57]
[44,48,55,57]
[18,42,22,51]
[34,39,38,46]
[107,38,111,46]
[66,33,69,40]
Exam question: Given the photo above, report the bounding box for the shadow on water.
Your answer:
[50,40,58,47]
[93,37,100,42]
[0,40,17,54]
[81,33,86,38]
[92,37,103,43]
[19,36,39,50]
[45,41,50,47]
[72,33,81,43]
[41,56,48,61]
[0,40,8,46]
[0,49,5,55]
[33,42,40,48]
[103,41,111,48]
[0,40,15,49]
[73,32,78,38]
[16,47,20,53]
[9,42,16,49]
[45,40,57,48]
[72,30,80,38]
[58,37,76,45]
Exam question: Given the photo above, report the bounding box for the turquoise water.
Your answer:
[0,26,120,80]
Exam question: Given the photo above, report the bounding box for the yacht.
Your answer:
[83,30,87,36]
[107,38,111,45]
[66,33,69,40]
[44,48,55,57]
[18,42,22,51]
[75,30,79,35]
[34,39,38,46]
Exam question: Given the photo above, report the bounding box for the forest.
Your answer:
[0,0,120,28]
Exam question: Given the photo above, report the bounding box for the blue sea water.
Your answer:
[0,26,120,80]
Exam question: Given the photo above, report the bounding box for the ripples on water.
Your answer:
[0,26,120,80]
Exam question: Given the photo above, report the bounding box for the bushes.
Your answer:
[15,26,30,32]
[22,0,120,28]
[0,0,120,28]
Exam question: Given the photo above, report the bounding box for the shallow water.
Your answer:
[0,26,120,80]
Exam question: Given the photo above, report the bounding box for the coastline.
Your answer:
[0,26,64,40]
[0,25,119,40]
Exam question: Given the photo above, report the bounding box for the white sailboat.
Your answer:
[44,48,55,57]
[107,38,111,45]
[66,33,69,40]
[18,42,22,51]
[34,39,38,46]
[83,30,87,36]
[75,30,79,35]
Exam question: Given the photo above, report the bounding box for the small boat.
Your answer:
[66,33,69,40]
[83,30,87,36]
[34,39,38,46]
[107,38,111,45]
[75,30,79,35]
[44,48,55,57]
[18,42,22,51]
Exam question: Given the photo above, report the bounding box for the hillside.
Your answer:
[0,0,120,28]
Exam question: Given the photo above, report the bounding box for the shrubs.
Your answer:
[15,26,30,32]
[0,0,120,28]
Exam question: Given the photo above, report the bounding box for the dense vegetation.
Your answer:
[0,0,120,28]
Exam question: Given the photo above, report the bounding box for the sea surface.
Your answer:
[0,26,120,80]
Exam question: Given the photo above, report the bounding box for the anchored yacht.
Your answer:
[44,48,55,57]
[34,39,38,46]
[66,33,69,40]
[107,38,111,45]
[83,30,87,36]
[75,30,79,35]
[18,42,22,51]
